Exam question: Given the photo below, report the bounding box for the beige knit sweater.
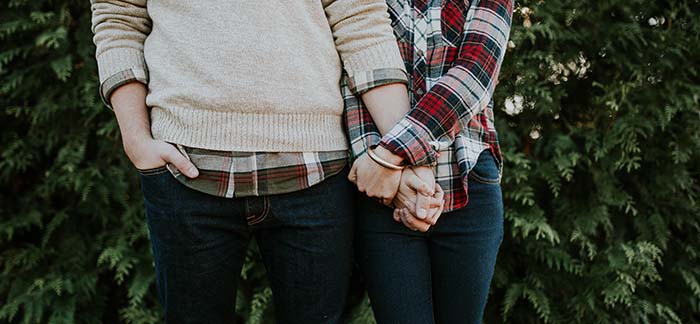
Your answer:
[90,0,405,152]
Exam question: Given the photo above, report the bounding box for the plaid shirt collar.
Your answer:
[345,0,514,211]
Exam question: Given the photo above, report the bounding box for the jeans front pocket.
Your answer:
[137,165,169,176]
[468,149,501,185]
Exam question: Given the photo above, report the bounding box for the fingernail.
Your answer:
[417,208,427,218]
[188,166,199,177]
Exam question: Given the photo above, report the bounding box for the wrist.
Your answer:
[372,145,404,166]
[122,133,153,153]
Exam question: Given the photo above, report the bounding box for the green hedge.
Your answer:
[1,0,699,323]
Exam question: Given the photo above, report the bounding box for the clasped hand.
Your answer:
[348,147,445,232]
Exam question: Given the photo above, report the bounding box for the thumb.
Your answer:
[161,145,199,178]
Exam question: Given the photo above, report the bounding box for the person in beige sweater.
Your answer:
[91,0,442,322]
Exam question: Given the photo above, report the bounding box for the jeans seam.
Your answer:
[248,197,269,225]
[468,172,501,185]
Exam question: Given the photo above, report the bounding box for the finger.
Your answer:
[428,187,446,225]
[434,182,444,197]
[405,173,434,196]
[161,145,198,178]
[348,162,358,184]
[407,208,434,230]
[402,208,431,232]
[428,200,445,226]
[382,197,393,206]
[399,209,417,231]
[376,183,400,201]
[393,208,401,222]
[426,199,440,221]
[414,193,432,219]
[426,184,445,223]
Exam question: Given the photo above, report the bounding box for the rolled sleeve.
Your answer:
[98,67,148,110]
[345,67,408,95]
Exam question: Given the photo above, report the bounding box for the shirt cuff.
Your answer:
[378,116,439,166]
[345,68,408,95]
[349,132,381,160]
[99,68,148,110]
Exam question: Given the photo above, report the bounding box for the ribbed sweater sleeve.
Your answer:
[323,0,406,80]
[90,0,151,106]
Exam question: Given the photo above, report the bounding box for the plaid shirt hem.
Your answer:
[167,146,349,198]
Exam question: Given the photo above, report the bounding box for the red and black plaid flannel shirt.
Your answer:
[344,0,514,211]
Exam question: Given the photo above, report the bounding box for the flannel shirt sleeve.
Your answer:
[379,0,514,166]
[345,68,408,95]
[342,73,382,160]
[90,0,151,110]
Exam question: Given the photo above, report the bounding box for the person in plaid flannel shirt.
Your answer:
[347,0,514,322]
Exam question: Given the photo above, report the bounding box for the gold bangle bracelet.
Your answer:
[366,148,405,170]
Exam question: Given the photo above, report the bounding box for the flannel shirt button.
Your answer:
[416,88,425,96]
[417,49,424,56]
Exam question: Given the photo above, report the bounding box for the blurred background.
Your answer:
[1,0,699,323]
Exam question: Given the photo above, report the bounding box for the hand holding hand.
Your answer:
[348,146,404,204]
[392,167,446,232]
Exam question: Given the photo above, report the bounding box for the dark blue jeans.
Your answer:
[355,149,504,324]
[139,167,354,324]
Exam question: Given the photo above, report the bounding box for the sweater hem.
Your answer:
[149,107,350,152]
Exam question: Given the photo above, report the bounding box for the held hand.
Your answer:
[394,183,445,232]
[348,146,404,204]
[392,167,443,232]
[123,136,199,178]
[393,167,438,217]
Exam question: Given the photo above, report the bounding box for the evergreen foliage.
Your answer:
[1,0,698,323]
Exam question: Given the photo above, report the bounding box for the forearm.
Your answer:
[111,82,151,148]
[360,83,410,135]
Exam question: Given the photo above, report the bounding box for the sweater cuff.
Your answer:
[96,47,149,109]
[342,41,406,83]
